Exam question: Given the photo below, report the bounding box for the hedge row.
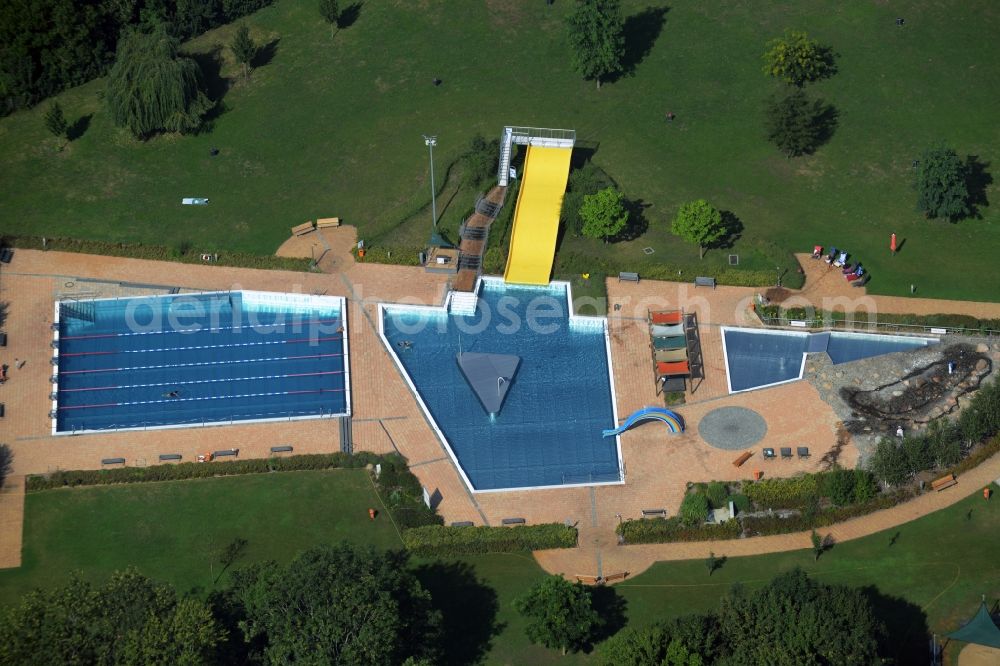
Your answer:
[616,517,742,544]
[25,452,382,491]
[944,434,1000,478]
[4,236,311,272]
[742,487,918,536]
[555,252,781,288]
[353,245,423,266]
[756,304,1000,334]
[744,475,819,510]
[401,523,577,556]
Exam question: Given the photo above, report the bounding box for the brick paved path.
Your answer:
[0,477,25,568]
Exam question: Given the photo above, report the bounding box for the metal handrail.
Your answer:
[756,314,999,337]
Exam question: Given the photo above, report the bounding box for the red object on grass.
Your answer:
[890,233,897,253]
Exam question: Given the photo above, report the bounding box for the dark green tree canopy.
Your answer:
[566,0,626,89]
[764,89,833,157]
[0,568,220,665]
[43,101,68,139]
[762,30,835,87]
[670,199,726,259]
[319,0,340,25]
[0,443,13,489]
[105,24,214,138]
[718,568,883,663]
[514,575,601,655]
[580,186,629,242]
[913,145,971,220]
[231,543,441,665]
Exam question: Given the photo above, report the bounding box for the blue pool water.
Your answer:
[723,327,935,393]
[55,292,348,432]
[382,281,620,491]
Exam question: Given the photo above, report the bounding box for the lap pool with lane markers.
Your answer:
[53,291,349,433]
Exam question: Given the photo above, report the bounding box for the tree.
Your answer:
[43,101,68,141]
[105,24,213,138]
[0,443,12,489]
[514,575,600,655]
[867,437,910,486]
[718,568,882,663]
[670,199,726,259]
[580,187,628,242]
[562,162,616,236]
[764,89,830,157]
[913,145,971,220]
[597,615,721,665]
[462,133,499,188]
[810,529,825,561]
[230,543,441,665]
[566,0,625,89]
[230,24,257,81]
[762,30,834,87]
[318,0,339,29]
[0,569,220,664]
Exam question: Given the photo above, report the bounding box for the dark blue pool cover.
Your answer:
[55,292,347,432]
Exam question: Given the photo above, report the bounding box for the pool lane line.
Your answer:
[57,352,345,375]
[58,317,343,340]
[58,370,346,393]
[57,386,347,410]
[58,335,344,357]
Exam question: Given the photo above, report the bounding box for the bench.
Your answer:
[501,517,526,525]
[575,574,601,585]
[213,448,239,458]
[291,221,314,236]
[732,451,753,467]
[641,508,667,518]
[931,473,957,491]
[694,276,716,289]
[618,271,639,283]
[270,445,294,453]
[603,571,629,584]
[101,457,125,465]
[450,521,475,527]
[316,217,340,229]
[158,454,182,461]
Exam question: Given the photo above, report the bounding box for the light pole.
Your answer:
[423,135,438,233]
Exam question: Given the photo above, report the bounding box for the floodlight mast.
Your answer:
[423,135,438,233]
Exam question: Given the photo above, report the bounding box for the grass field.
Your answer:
[1,471,998,663]
[0,1,997,300]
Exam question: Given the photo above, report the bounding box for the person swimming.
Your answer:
[396,340,413,350]
[163,390,181,398]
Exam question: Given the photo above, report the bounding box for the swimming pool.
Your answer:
[380,278,622,492]
[721,327,936,393]
[53,291,350,434]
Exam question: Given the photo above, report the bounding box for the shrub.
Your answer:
[353,245,423,266]
[744,475,818,510]
[401,523,577,556]
[0,444,13,489]
[616,517,741,544]
[679,493,710,525]
[821,468,856,506]
[852,469,878,504]
[729,493,752,514]
[706,481,728,509]
[944,434,1000,478]
[960,379,1000,443]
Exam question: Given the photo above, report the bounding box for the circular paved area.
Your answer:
[697,406,768,450]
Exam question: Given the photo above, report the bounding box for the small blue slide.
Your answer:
[602,407,685,437]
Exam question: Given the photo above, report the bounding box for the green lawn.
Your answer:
[2,472,998,663]
[1,1,997,300]
[0,469,404,604]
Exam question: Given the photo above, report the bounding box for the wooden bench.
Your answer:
[732,451,753,467]
[603,571,629,584]
[618,271,639,283]
[931,473,957,491]
[501,517,526,525]
[641,508,667,518]
[158,454,182,461]
[575,574,601,585]
[213,448,239,458]
[694,276,716,289]
[450,521,475,527]
[291,221,314,236]
[270,445,293,453]
[316,217,340,229]
[101,457,125,465]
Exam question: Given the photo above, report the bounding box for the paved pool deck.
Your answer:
[1,238,998,576]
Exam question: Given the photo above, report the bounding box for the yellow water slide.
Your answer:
[503,145,573,285]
